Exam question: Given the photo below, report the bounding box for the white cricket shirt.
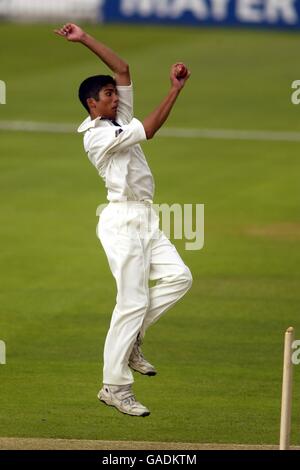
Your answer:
[77,83,154,202]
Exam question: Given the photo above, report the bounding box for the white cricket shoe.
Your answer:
[98,384,150,417]
[129,334,157,376]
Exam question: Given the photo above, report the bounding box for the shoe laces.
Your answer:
[118,385,136,405]
[132,334,145,360]
[136,344,145,360]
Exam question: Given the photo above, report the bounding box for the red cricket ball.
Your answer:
[176,64,188,79]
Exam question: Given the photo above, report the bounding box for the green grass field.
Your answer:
[0,23,300,445]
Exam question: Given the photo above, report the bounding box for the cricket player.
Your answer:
[55,23,193,417]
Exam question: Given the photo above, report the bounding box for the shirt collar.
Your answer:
[77,115,102,133]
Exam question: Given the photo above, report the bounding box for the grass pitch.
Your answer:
[0,24,300,445]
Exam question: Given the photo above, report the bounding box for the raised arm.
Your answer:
[142,63,191,140]
[54,23,130,86]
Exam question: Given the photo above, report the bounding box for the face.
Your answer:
[88,84,119,120]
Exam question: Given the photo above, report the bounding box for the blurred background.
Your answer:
[0,0,300,447]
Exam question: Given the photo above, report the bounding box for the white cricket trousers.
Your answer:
[97,201,193,385]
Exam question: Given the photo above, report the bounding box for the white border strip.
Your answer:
[160,127,300,142]
[1,120,300,142]
[0,437,300,450]
[0,121,76,133]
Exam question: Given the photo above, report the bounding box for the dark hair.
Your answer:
[78,75,117,112]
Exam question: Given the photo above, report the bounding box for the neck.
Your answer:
[90,110,101,120]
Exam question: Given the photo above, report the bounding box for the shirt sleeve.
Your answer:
[116,83,133,124]
[85,117,146,173]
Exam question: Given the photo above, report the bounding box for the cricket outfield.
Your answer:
[0,23,300,446]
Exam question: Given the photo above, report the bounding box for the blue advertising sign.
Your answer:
[100,0,300,29]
